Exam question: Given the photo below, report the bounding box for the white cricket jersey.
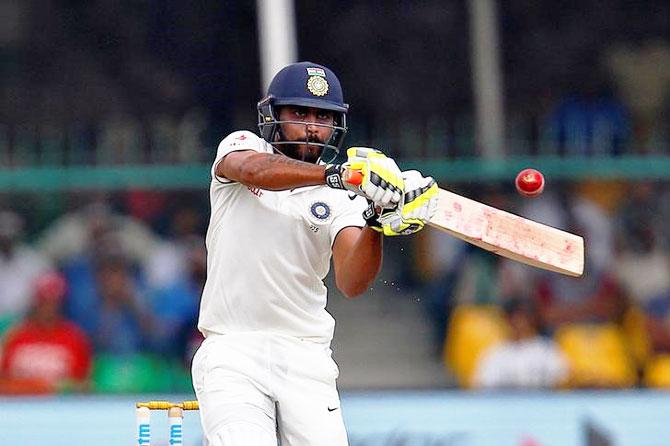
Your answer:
[198,131,368,344]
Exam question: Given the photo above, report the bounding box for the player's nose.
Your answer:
[306,125,319,141]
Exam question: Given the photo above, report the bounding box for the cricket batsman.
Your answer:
[191,61,438,445]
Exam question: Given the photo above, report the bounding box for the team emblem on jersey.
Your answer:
[310,201,331,221]
[306,68,329,97]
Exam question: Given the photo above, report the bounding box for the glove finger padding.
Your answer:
[347,147,382,158]
[403,170,438,220]
[344,147,404,208]
[378,212,424,236]
[378,170,439,236]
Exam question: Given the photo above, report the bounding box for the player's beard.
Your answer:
[277,135,325,164]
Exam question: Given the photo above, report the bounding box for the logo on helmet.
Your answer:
[306,67,329,97]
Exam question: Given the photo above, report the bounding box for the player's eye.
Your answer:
[317,112,333,122]
[293,109,307,119]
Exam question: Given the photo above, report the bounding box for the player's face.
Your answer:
[276,106,335,163]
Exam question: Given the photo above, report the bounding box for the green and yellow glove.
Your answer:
[375,170,438,236]
[325,147,404,209]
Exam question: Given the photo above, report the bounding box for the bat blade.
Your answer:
[430,188,584,277]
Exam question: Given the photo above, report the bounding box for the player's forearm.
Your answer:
[335,227,383,298]
[221,152,326,190]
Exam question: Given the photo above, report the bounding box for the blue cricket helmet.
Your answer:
[257,61,349,163]
[266,61,348,112]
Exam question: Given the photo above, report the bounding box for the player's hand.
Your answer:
[324,147,404,208]
[377,170,438,236]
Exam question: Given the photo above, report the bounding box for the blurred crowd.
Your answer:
[417,180,670,390]
[0,191,208,394]
[0,179,669,394]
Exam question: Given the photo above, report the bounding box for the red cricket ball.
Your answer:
[515,168,545,197]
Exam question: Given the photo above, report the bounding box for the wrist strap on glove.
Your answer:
[363,200,382,231]
[324,164,345,189]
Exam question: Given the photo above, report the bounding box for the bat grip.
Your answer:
[343,169,363,186]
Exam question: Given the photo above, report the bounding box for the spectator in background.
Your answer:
[0,272,92,394]
[614,182,670,355]
[51,201,153,340]
[542,69,631,156]
[143,204,204,290]
[93,253,155,355]
[37,198,158,268]
[61,230,154,355]
[147,236,205,358]
[614,183,670,308]
[643,292,670,355]
[534,269,627,335]
[474,298,568,389]
[519,185,625,333]
[605,41,670,153]
[413,225,469,356]
[0,210,53,334]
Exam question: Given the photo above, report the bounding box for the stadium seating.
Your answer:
[643,354,670,388]
[556,323,637,388]
[444,304,508,388]
[622,305,651,370]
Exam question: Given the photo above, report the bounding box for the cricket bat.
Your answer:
[428,188,584,277]
[345,171,584,277]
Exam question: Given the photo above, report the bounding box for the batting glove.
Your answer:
[324,147,404,209]
[377,170,438,236]
[362,199,383,231]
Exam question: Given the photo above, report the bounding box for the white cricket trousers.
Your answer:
[191,332,349,446]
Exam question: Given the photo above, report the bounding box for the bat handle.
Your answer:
[343,169,363,186]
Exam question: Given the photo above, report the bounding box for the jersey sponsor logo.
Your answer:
[348,193,357,200]
[327,406,339,412]
[310,201,331,221]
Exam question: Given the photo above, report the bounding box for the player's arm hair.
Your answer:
[331,226,383,298]
[217,150,326,190]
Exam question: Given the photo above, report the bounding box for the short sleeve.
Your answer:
[211,131,270,183]
[329,193,367,245]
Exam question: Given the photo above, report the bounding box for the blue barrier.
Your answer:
[0,391,668,445]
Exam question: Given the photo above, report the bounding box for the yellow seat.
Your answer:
[622,305,651,369]
[556,323,637,388]
[443,304,508,388]
[644,354,670,388]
